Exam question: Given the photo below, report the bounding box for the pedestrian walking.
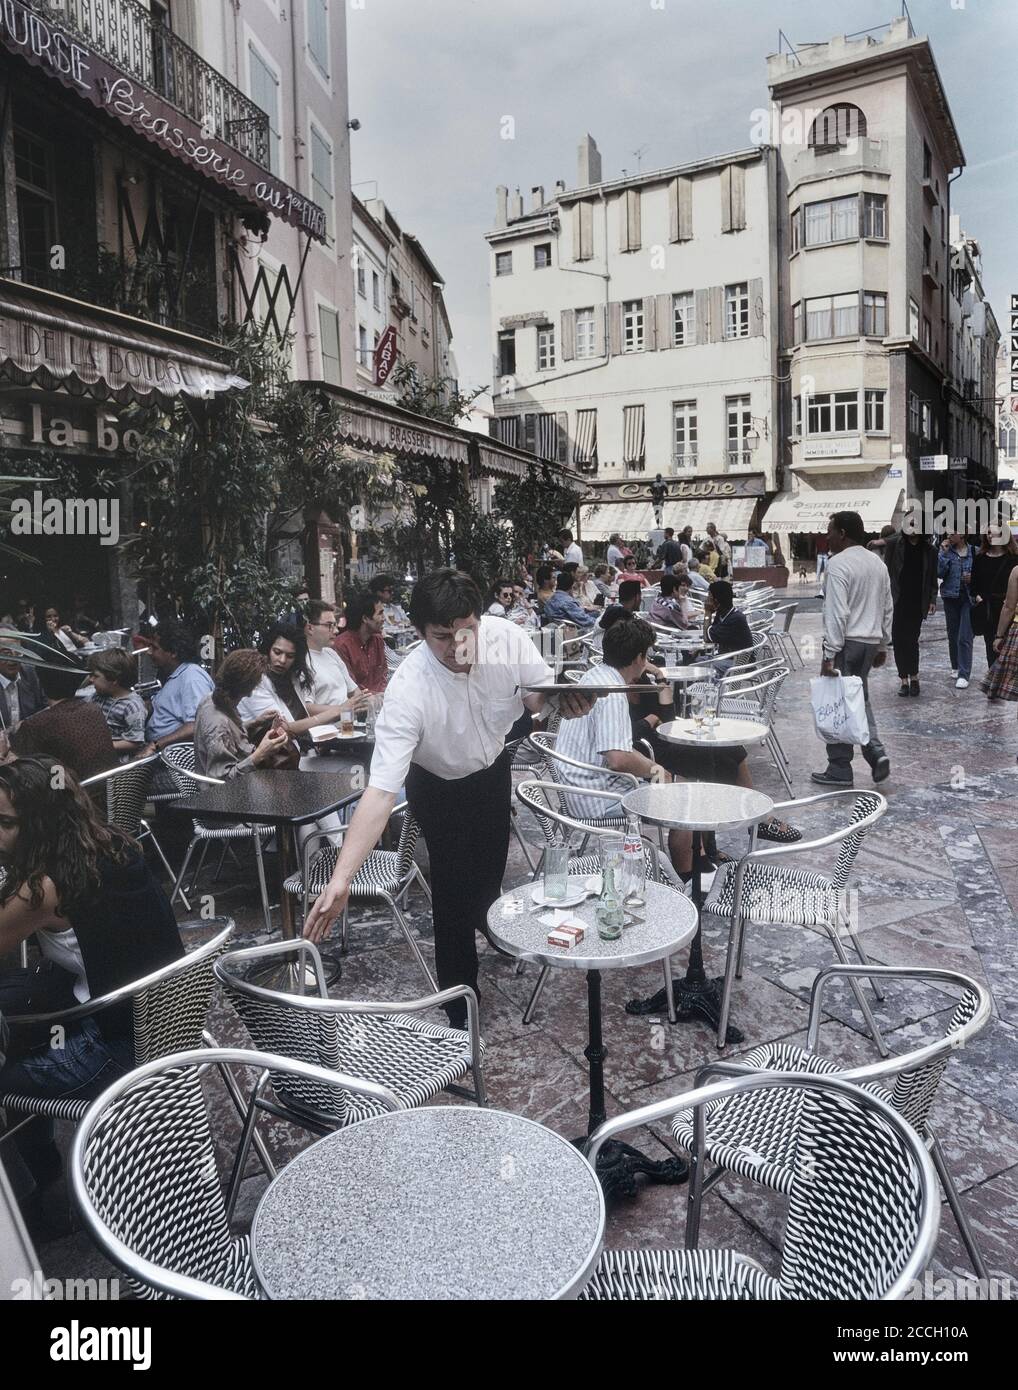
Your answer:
[882,527,938,696]
[971,527,1018,671]
[982,565,1018,734]
[812,511,892,787]
[938,533,976,689]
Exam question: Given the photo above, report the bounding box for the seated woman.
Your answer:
[486,579,515,618]
[193,650,292,779]
[0,756,183,1230]
[237,623,357,746]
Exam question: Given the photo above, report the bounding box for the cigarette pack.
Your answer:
[547,923,585,949]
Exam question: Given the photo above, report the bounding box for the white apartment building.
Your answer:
[485,137,780,542]
[763,17,984,545]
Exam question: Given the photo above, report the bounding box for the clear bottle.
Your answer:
[622,815,646,907]
[596,839,625,941]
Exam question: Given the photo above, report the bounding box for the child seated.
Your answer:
[86,648,147,756]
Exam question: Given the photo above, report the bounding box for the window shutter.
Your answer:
[749,277,764,336]
[561,309,575,361]
[695,288,710,344]
[608,301,623,356]
[594,303,607,358]
[556,412,568,463]
[731,164,746,230]
[677,176,693,240]
[720,165,733,233]
[629,189,641,250]
[572,205,582,261]
[709,285,724,343]
[523,413,537,453]
[580,201,593,260]
[655,293,672,347]
[643,296,657,350]
[618,194,628,252]
[668,178,679,242]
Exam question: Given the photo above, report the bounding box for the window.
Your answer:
[999,422,1018,459]
[573,408,598,469]
[805,293,858,340]
[793,395,802,436]
[622,404,646,470]
[672,401,698,466]
[792,301,802,345]
[623,299,644,352]
[923,141,932,181]
[922,317,932,353]
[790,207,802,253]
[909,391,921,437]
[355,254,366,298]
[495,250,512,277]
[724,283,749,339]
[13,128,55,280]
[621,189,641,252]
[808,103,867,151]
[318,306,341,385]
[922,402,935,442]
[923,229,932,272]
[862,292,887,336]
[726,395,751,465]
[909,297,920,340]
[803,195,859,246]
[372,271,381,310]
[307,0,330,78]
[309,124,334,239]
[357,324,369,367]
[537,324,556,370]
[807,391,858,434]
[534,243,552,269]
[863,193,887,239]
[865,389,886,433]
[498,330,516,378]
[672,291,695,346]
[248,43,281,174]
[575,307,596,358]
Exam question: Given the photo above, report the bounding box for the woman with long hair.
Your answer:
[883,528,938,696]
[971,526,1018,671]
[983,565,1018,731]
[236,623,349,739]
[0,756,183,1226]
[193,650,292,779]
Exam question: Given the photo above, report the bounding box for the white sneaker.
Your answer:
[955,677,969,689]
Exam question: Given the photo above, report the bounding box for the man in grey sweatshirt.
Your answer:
[813,510,893,787]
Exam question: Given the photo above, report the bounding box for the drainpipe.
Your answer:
[288,7,316,380]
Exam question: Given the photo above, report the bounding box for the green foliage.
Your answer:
[493,466,581,560]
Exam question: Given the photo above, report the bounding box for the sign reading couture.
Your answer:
[0,0,327,241]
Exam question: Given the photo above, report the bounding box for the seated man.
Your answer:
[0,644,46,730]
[86,649,147,757]
[649,574,696,630]
[705,580,753,660]
[554,618,692,878]
[541,571,596,630]
[333,591,388,694]
[139,620,214,759]
[369,574,411,632]
[305,600,365,708]
[6,665,117,784]
[687,558,711,593]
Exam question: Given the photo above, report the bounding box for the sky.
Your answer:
[346,0,1018,396]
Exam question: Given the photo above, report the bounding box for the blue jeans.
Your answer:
[942,596,973,680]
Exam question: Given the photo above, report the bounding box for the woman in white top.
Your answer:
[486,579,515,619]
[237,623,353,739]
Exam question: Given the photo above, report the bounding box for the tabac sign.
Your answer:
[586,474,767,503]
[0,0,327,241]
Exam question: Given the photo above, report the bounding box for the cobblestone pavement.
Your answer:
[39,600,1018,1299]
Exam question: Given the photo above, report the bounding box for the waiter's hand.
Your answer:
[303,875,351,943]
[558,690,597,719]
[872,650,887,668]
[820,657,837,677]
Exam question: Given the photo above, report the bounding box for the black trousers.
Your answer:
[405,749,512,1026]
[891,601,923,678]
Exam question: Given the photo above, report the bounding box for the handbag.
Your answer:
[809,675,870,746]
[246,715,300,770]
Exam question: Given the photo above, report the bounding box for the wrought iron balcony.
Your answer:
[32,0,270,167]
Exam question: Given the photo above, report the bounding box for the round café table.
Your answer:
[488,880,698,1199]
[251,1106,605,1300]
[622,779,773,1044]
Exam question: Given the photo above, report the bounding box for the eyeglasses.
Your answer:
[313,620,337,630]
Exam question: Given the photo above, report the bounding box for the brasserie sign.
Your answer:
[0,0,327,241]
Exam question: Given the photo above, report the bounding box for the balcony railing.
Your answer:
[726,449,754,469]
[671,451,698,471]
[32,0,270,167]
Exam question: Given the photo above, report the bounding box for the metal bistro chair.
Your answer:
[579,1071,939,1301]
[701,789,889,1050]
[70,1046,400,1300]
[160,744,273,934]
[688,665,793,798]
[0,920,234,1137]
[514,780,685,1025]
[81,754,189,909]
[282,801,438,992]
[527,730,638,853]
[767,603,805,669]
[672,965,992,1278]
[214,939,486,1220]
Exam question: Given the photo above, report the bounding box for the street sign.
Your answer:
[374,325,398,388]
[949,457,968,472]
[919,455,949,472]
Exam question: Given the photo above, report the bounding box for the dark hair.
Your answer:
[562,561,578,577]
[408,569,482,631]
[490,578,514,603]
[664,527,674,538]
[623,555,637,566]
[555,570,575,592]
[659,574,678,596]
[618,580,642,604]
[152,619,199,665]
[0,756,132,914]
[535,565,554,587]
[593,563,609,578]
[212,649,265,726]
[259,622,311,689]
[87,648,134,688]
[558,529,573,543]
[709,580,734,611]
[39,665,87,701]
[830,510,866,544]
[602,617,655,670]
[345,589,382,630]
[305,599,336,626]
[369,573,398,594]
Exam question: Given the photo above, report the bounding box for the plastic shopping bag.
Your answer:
[809,675,870,746]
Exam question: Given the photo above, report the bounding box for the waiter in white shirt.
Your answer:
[304,569,590,1026]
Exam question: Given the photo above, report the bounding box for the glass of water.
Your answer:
[690,693,707,736]
[543,844,570,902]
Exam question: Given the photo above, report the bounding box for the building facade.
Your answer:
[945,218,999,499]
[485,136,780,542]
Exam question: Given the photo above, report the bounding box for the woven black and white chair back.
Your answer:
[102,761,155,835]
[394,806,421,883]
[829,791,885,890]
[886,985,984,1136]
[160,742,198,790]
[132,920,235,1067]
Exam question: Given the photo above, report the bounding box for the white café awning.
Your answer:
[580,494,758,541]
[762,475,906,536]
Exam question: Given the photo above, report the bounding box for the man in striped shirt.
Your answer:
[554,617,692,877]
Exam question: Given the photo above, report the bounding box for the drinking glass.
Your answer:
[703,682,720,730]
[690,693,707,736]
[543,844,570,902]
[340,707,355,735]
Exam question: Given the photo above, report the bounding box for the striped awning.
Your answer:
[580,494,759,541]
[535,413,558,460]
[622,405,645,465]
[574,408,598,464]
[495,416,520,448]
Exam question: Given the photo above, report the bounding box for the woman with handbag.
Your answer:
[971,527,1018,671]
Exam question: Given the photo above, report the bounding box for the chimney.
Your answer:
[495,185,508,228]
[511,187,524,219]
[554,179,566,199]
[531,185,545,211]
[577,134,601,187]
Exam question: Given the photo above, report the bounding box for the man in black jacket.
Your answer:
[0,645,46,731]
[882,528,938,695]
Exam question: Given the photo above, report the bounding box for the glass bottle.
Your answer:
[622,815,646,907]
[596,838,625,940]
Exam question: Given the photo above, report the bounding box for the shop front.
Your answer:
[762,470,907,575]
[578,473,767,544]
